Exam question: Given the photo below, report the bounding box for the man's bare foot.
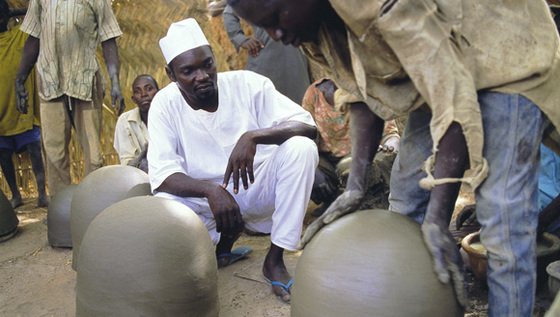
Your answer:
[263,244,293,303]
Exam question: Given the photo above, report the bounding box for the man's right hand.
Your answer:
[241,37,264,57]
[299,189,364,248]
[15,79,29,114]
[207,185,244,233]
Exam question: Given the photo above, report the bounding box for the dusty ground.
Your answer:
[0,194,555,316]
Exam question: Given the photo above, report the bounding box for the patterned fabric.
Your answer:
[20,0,122,101]
[301,78,400,158]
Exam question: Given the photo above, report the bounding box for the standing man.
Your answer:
[149,18,317,303]
[15,0,124,197]
[0,0,47,208]
[229,0,560,316]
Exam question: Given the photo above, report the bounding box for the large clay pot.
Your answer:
[76,196,218,317]
[293,209,463,317]
[70,165,149,270]
[0,191,18,242]
[47,185,78,248]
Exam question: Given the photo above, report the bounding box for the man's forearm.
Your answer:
[247,121,317,145]
[157,172,221,199]
[101,38,120,84]
[425,122,469,224]
[346,102,384,192]
[15,35,40,84]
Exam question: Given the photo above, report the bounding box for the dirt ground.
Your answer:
[0,195,555,316]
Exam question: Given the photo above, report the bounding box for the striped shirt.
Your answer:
[20,0,122,101]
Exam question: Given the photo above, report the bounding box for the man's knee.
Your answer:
[279,136,318,164]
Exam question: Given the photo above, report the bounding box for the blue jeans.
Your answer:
[389,92,545,317]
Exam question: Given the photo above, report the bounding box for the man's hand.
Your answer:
[223,132,257,194]
[111,81,125,115]
[15,79,29,114]
[207,185,244,233]
[240,37,264,57]
[378,135,400,153]
[299,189,364,248]
[421,219,467,307]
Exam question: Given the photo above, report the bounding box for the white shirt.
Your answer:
[113,107,149,165]
[147,70,315,191]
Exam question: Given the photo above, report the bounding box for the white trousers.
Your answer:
[156,136,318,251]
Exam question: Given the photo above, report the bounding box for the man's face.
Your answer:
[229,0,323,46]
[131,77,158,113]
[167,46,218,110]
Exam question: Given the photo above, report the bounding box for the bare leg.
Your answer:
[0,149,22,208]
[25,142,47,207]
[263,243,292,302]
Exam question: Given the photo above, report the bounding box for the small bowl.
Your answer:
[460,231,487,281]
[461,231,560,291]
[547,260,560,298]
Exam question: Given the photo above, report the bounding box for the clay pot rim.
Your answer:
[461,231,560,258]
[460,231,487,259]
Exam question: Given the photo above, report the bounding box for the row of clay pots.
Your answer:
[48,166,463,316]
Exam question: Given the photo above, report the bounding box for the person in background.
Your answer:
[149,18,317,303]
[223,4,310,104]
[15,0,125,197]
[0,0,46,208]
[114,75,159,173]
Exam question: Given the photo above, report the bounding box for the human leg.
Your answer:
[25,141,47,207]
[237,136,318,301]
[388,109,433,223]
[40,97,72,196]
[0,149,22,208]
[475,92,545,317]
[72,98,103,176]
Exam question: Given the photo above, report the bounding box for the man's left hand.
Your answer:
[421,219,467,307]
[223,132,257,194]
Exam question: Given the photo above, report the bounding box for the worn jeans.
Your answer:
[389,92,545,317]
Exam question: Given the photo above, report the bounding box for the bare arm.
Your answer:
[101,38,124,114]
[223,121,316,193]
[15,35,39,114]
[157,172,243,234]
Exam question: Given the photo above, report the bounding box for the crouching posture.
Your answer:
[148,18,318,303]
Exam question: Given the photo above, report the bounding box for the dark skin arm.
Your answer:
[223,121,317,194]
[157,172,244,235]
[421,122,468,306]
[15,35,39,114]
[101,38,125,115]
[300,101,383,245]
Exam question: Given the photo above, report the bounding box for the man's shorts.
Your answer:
[0,126,41,153]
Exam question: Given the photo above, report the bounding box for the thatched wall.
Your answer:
[3,0,248,198]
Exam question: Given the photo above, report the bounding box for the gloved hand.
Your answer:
[299,189,364,248]
[421,219,467,307]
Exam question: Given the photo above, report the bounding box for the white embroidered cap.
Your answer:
[159,18,210,64]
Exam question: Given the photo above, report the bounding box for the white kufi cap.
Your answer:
[159,18,210,64]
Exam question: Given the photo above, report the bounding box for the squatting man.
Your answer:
[147,18,318,303]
